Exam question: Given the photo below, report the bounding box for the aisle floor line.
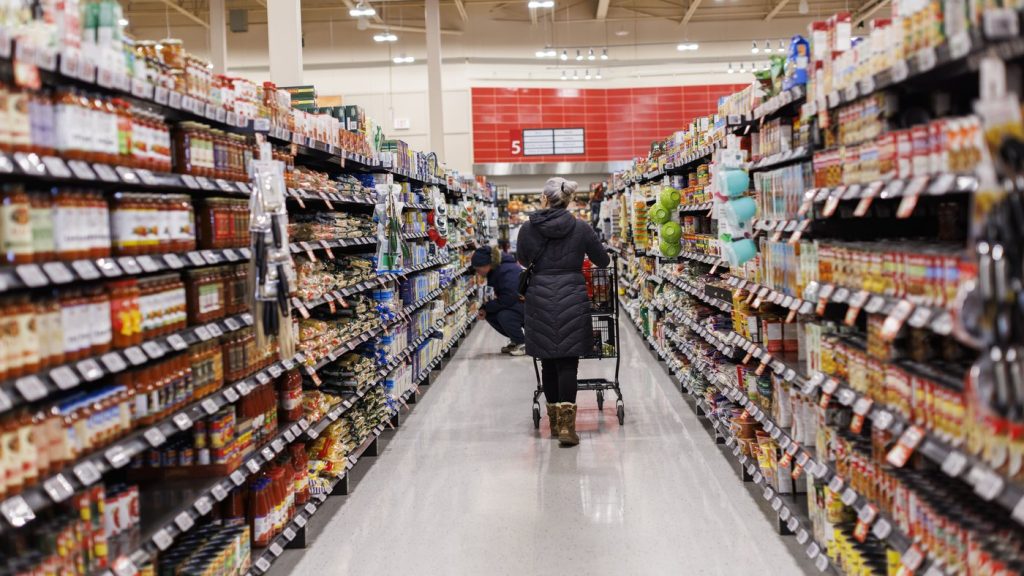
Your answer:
[282,322,806,576]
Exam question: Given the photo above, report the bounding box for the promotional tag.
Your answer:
[886,425,925,468]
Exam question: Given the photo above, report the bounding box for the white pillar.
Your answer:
[424,0,446,157]
[209,0,228,74]
[267,0,303,86]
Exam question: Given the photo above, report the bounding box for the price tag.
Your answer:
[75,358,103,381]
[212,484,229,502]
[142,340,166,360]
[174,511,195,532]
[916,46,937,71]
[969,466,1006,500]
[256,372,271,385]
[71,259,101,280]
[43,474,75,503]
[828,475,845,493]
[194,496,213,516]
[255,558,272,573]
[881,299,915,341]
[91,163,118,183]
[173,412,193,431]
[246,458,261,474]
[891,59,909,82]
[941,450,968,477]
[864,295,886,314]
[907,306,933,329]
[223,388,239,403]
[162,253,184,270]
[201,398,220,415]
[872,409,894,431]
[270,542,284,557]
[796,529,810,545]
[268,364,284,378]
[207,323,223,338]
[897,176,929,218]
[163,334,187,352]
[123,346,147,366]
[231,470,246,486]
[949,31,972,59]
[73,460,101,486]
[868,516,892,540]
[144,426,167,448]
[295,514,308,528]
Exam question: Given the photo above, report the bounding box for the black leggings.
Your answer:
[541,357,579,404]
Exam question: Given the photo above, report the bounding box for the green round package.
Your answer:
[648,203,670,224]
[660,221,682,243]
[659,238,681,257]
[658,187,681,210]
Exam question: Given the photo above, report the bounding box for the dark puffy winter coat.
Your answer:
[484,252,525,315]
[517,208,610,359]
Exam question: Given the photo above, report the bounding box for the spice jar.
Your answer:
[185,268,226,324]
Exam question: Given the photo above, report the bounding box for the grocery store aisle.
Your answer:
[287,321,805,576]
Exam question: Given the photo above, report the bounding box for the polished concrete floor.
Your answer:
[281,322,806,576]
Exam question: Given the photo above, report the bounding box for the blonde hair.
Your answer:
[542,177,578,208]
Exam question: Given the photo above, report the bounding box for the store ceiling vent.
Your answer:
[229,9,248,33]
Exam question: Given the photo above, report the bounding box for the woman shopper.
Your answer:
[517,177,610,447]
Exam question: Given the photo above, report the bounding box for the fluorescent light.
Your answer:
[374,32,398,42]
[536,50,547,57]
[118,18,129,26]
[527,0,554,7]
[350,2,376,16]
[676,42,699,51]
[392,55,415,64]
[601,48,608,60]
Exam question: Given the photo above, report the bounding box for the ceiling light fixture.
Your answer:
[676,42,699,51]
[527,0,554,7]
[601,48,608,60]
[561,70,567,80]
[574,69,579,79]
[349,1,375,16]
[798,0,809,13]
[778,39,786,53]
[535,49,547,57]
[596,71,602,79]
[374,31,398,42]
[392,55,415,64]
[560,49,568,61]
[727,63,734,74]
[575,49,583,61]
[118,18,129,26]
[585,69,591,80]
[751,41,759,54]
[739,62,746,73]
[546,48,556,57]
[587,48,596,60]
[614,27,628,36]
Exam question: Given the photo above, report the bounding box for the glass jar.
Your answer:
[2,186,33,264]
[185,268,225,324]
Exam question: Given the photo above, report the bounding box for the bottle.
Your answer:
[2,186,33,264]
[29,192,55,262]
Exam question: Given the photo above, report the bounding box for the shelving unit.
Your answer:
[0,15,493,576]
[609,9,1024,575]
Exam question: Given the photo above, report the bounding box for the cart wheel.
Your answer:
[616,402,625,425]
[596,390,605,411]
[532,404,541,429]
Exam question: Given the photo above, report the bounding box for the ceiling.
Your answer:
[123,0,882,34]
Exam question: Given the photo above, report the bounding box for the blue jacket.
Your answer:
[485,253,524,314]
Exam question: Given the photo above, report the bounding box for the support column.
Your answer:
[424,0,446,157]
[209,0,228,74]
[267,0,303,86]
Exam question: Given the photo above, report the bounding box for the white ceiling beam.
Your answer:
[596,0,610,19]
[154,0,209,27]
[763,0,790,21]
[454,0,469,21]
[680,0,702,24]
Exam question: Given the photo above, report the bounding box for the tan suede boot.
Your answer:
[546,403,559,437]
[557,403,579,446]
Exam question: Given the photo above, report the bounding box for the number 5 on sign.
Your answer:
[511,140,522,155]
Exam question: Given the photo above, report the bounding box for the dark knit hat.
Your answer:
[471,246,494,268]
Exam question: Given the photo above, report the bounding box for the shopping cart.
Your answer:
[531,252,623,427]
